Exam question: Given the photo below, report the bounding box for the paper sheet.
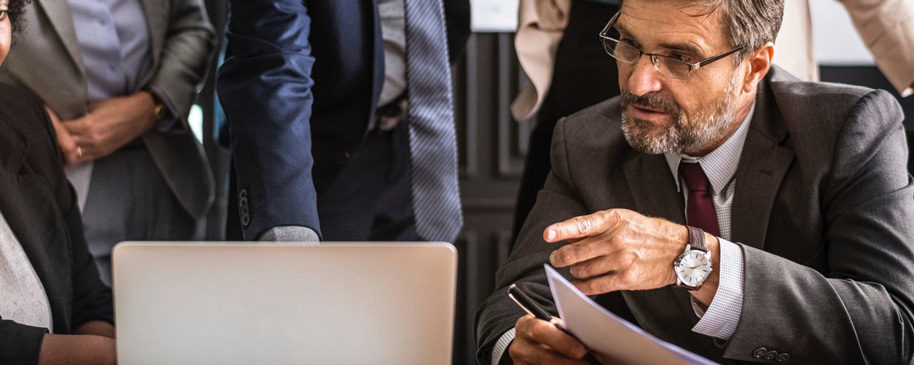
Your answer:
[545,265,717,365]
[470,0,519,32]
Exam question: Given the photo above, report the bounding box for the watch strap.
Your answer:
[686,226,708,253]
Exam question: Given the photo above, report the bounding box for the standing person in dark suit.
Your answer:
[217,0,469,243]
[476,0,914,363]
[0,1,115,362]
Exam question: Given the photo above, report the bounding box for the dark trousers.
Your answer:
[82,144,200,285]
[227,121,418,241]
[512,0,622,243]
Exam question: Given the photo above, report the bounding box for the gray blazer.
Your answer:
[475,67,914,364]
[0,0,216,220]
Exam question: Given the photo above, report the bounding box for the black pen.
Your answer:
[508,284,601,365]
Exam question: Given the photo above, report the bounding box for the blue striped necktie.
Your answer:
[404,0,463,242]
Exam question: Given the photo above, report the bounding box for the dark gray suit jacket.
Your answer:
[475,67,914,364]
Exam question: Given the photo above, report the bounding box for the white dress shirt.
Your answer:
[65,0,153,211]
[664,103,755,340]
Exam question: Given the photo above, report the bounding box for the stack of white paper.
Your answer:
[545,265,717,365]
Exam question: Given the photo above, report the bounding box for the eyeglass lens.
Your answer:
[602,39,692,79]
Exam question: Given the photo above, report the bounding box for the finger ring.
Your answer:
[76,146,83,158]
[575,217,591,234]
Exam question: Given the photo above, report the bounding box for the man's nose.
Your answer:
[626,56,663,96]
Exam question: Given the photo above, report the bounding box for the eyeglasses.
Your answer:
[599,11,744,80]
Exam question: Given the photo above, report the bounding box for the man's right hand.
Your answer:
[509,315,590,365]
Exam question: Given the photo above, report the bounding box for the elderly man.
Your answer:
[475,0,914,364]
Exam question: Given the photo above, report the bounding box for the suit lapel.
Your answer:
[622,152,686,225]
[730,80,795,250]
[34,0,86,73]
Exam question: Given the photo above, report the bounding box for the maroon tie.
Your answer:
[679,162,720,237]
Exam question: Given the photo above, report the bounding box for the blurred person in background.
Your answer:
[0,0,217,284]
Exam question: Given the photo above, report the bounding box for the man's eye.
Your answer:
[619,38,639,48]
[669,53,692,63]
[0,10,7,21]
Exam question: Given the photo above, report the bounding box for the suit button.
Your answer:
[764,351,778,360]
[238,189,251,226]
[335,152,350,166]
[776,353,790,362]
[753,348,768,358]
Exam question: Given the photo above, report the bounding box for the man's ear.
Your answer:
[742,42,774,92]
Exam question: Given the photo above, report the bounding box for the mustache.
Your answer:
[620,91,679,116]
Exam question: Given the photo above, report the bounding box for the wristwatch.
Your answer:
[148,90,168,123]
[674,226,713,290]
[153,102,167,122]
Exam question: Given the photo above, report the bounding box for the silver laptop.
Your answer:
[112,242,457,364]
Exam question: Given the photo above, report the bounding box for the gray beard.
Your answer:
[621,77,740,155]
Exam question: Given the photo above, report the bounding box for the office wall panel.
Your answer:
[451,32,530,364]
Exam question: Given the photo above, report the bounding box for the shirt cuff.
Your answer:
[491,327,516,365]
[257,226,321,243]
[691,238,744,340]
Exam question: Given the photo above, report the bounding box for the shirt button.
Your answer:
[753,347,768,358]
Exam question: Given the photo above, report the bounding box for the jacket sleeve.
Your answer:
[723,90,914,364]
[64,185,115,333]
[842,0,914,96]
[146,0,216,125]
[0,321,46,364]
[35,94,115,333]
[215,0,321,239]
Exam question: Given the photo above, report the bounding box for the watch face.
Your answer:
[675,250,711,287]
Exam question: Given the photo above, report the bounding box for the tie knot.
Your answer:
[679,162,711,193]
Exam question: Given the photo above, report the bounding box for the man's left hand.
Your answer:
[63,91,158,163]
[546,209,692,295]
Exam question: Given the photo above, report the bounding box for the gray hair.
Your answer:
[686,0,785,64]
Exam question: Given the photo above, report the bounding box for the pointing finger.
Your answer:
[545,210,626,243]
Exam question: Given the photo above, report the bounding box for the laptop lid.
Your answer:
[112,242,457,364]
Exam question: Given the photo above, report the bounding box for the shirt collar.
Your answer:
[664,101,756,193]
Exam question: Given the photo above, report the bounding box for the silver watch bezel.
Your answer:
[674,226,713,290]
